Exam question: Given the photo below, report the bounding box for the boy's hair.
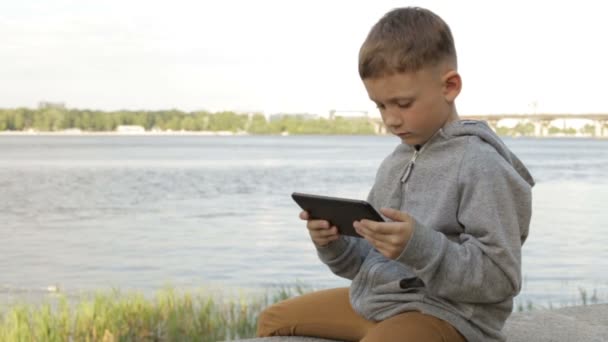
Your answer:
[358,7,457,79]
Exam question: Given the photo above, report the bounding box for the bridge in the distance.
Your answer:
[366,113,608,137]
[459,114,608,137]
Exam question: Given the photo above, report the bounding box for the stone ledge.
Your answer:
[234,303,608,342]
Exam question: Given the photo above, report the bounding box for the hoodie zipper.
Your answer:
[399,129,443,184]
[400,145,420,183]
[401,145,425,184]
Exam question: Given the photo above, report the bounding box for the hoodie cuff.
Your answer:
[396,217,447,270]
[315,236,350,262]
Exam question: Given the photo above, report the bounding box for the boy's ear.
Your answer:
[441,70,462,103]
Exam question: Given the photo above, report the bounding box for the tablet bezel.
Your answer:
[291,192,385,238]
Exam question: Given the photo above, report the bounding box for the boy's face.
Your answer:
[363,65,461,146]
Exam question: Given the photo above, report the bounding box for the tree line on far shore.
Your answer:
[0,108,376,135]
[0,107,600,136]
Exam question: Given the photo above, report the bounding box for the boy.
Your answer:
[257,6,533,342]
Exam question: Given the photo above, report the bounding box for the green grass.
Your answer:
[1,282,604,341]
[0,283,313,342]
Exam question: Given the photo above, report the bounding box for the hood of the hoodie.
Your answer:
[425,119,536,187]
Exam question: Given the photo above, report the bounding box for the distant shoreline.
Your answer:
[0,130,605,139]
[0,130,254,136]
[0,130,382,137]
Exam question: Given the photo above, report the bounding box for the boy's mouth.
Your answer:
[396,132,412,138]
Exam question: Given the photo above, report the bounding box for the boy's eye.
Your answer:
[376,103,386,110]
[397,102,412,109]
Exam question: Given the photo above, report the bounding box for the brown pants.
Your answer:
[257,287,467,342]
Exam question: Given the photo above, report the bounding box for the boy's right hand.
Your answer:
[299,210,340,247]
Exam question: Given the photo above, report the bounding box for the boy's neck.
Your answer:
[411,107,460,148]
[445,106,460,125]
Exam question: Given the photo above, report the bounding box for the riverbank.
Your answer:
[0,284,308,341]
[1,284,606,341]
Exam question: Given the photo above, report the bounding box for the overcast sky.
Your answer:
[1,0,606,117]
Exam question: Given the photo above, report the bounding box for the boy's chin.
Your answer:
[396,133,416,144]
[397,133,427,146]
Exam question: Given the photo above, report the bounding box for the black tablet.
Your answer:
[291,192,385,238]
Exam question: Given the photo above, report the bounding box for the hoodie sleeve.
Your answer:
[315,235,373,280]
[314,188,377,280]
[395,138,532,304]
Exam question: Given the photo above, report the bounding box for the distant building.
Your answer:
[61,128,82,134]
[269,113,319,121]
[38,101,66,110]
[328,109,369,120]
[116,125,145,133]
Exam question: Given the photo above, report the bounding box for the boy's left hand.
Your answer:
[353,207,415,260]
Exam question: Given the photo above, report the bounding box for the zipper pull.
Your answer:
[400,162,414,183]
[400,150,419,183]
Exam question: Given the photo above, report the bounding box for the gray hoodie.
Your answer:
[316,120,534,342]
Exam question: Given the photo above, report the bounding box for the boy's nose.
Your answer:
[383,111,402,128]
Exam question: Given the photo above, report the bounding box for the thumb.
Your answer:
[380,207,409,222]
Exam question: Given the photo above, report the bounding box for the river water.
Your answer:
[1,135,607,309]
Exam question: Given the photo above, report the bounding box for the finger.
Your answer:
[379,207,410,222]
[310,229,338,246]
[374,240,404,259]
[368,233,399,245]
[359,220,402,235]
[299,211,309,220]
[314,226,338,238]
[307,220,331,231]
[355,223,402,247]
[353,221,370,238]
[315,235,339,247]
[360,233,378,249]
[354,221,380,240]
[358,219,388,234]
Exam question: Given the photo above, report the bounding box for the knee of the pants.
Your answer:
[256,303,286,337]
[361,312,465,342]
